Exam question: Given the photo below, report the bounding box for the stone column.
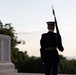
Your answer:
[0,34,17,73]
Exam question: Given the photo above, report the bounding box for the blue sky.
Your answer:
[0,0,76,57]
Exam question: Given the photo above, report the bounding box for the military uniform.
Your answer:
[40,22,64,75]
[40,31,64,62]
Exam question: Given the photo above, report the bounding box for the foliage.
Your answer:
[18,56,44,73]
[0,20,23,68]
[58,59,76,74]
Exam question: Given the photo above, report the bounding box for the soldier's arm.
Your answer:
[40,34,45,48]
[57,34,64,52]
[40,34,45,61]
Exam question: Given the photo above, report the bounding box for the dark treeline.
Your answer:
[0,21,76,74]
[12,50,76,74]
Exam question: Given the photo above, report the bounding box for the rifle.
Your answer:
[52,5,60,34]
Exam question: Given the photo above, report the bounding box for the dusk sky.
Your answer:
[0,0,76,57]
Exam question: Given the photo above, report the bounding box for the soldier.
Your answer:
[40,21,64,75]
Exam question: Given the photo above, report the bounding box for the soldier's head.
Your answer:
[46,21,55,31]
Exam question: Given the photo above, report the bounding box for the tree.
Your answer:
[0,21,25,68]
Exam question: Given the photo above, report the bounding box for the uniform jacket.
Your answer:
[40,31,64,62]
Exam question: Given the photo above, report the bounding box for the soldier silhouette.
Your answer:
[40,21,64,75]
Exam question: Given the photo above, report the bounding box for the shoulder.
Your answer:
[55,33,61,39]
[41,33,48,38]
[41,33,47,36]
[55,33,60,36]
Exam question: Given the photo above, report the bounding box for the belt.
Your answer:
[45,47,56,50]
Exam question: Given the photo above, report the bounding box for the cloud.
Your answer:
[17,30,46,35]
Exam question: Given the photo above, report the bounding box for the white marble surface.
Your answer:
[0,34,11,62]
[0,34,16,73]
[0,73,75,75]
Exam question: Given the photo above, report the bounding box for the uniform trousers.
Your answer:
[44,62,58,75]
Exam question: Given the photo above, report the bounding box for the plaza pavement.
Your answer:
[0,73,75,75]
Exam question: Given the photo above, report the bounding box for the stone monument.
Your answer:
[0,34,17,73]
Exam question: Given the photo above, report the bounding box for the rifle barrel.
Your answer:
[52,6,60,34]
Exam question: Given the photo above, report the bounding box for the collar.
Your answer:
[48,30,53,32]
